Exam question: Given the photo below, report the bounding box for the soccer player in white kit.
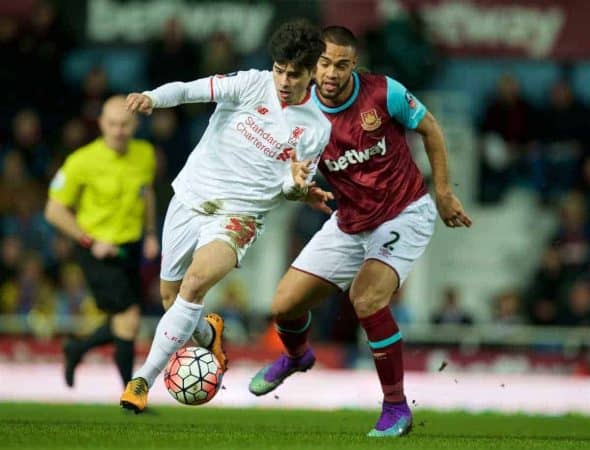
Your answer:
[120,20,331,413]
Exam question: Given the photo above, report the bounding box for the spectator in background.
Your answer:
[365,7,438,90]
[551,191,590,280]
[186,31,238,125]
[533,79,589,201]
[54,263,93,330]
[149,109,189,181]
[479,73,535,203]
[573,156,590,211]
[148,110,185,224]
[541,79,588,147]
[6,182,51,236]
[142,273,165,317]
[18,0,71,118]
[5,109,51,181]
[147,17,200,87]
[51,117,89,170]
[525,247,563,326]
[200,31,237,76]
[390,288,411,326]
[45,233,76,282]
[0,16,24,124]
[559,278,590,326]
[0,151,44,216]
[493,290,524,325]
[0,235,23,286]
[0,251,54,316]
[21,252,58,339]
[78,66,112,136]
[1,182,53,264]
[432,286,473,325]
[216,279,250,343]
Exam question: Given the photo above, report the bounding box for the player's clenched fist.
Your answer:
[126,93,154,115]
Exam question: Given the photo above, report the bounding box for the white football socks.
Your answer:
[134,295,203,388]
[192,315,214,348]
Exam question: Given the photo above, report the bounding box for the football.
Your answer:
[164,346,223,405]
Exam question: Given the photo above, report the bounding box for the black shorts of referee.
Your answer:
[76,241,142,314]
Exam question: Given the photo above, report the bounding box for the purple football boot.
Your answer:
[367,399,413,437]
[248,348,316,396]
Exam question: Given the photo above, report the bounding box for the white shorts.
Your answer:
[292,194,436,290]
[160,196,264,281]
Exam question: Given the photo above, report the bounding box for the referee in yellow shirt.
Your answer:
[45,96,159,387]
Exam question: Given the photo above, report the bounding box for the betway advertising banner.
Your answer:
[58,0,320,53]
[325,0,589,59]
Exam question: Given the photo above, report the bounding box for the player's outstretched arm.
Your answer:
[416,112,472,228]
[133,73,247,112]
[127,77,214,114]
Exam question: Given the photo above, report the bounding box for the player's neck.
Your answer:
[281,89,311,108]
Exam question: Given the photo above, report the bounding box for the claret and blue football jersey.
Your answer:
[312,72,428,233]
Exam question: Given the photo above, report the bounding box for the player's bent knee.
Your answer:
[350,295,389,319]
[270,295,302,320]
[179,273,208,303]
[271,303,291,320]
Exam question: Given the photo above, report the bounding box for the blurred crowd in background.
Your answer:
[1,0,589,345]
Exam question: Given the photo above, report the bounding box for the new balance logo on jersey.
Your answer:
[324,137,386,172]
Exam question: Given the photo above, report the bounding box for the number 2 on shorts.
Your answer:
[382,231,400,252]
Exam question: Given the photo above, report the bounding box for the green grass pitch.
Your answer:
[1,403,589,450]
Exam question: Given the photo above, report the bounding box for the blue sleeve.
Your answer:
[385,77,427,130]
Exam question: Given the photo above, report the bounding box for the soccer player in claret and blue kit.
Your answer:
[249,26,472,437]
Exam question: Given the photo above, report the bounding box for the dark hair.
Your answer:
[322,26,358,50]
[268,19,325,71]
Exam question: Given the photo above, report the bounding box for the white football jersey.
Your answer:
[145,70,331,217]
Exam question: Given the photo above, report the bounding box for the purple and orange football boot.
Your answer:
[367,399,413,437]
[248,348,315,396]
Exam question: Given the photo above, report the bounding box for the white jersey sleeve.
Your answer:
[144,70,260,108]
